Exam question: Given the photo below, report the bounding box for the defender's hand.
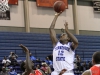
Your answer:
[19,44,29,53]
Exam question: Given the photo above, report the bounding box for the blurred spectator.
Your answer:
[45,57,53,66]
[88,61,92,69]
[2,56,11,66]
[36,58,42,65]
[41,62,51,75]
[36,64,40,69]
[76,60,81,71]
[9,67,17,75]
[0,66,9,75]
[10,57,18,67]
[3,63,9,71]
[74,62,77,69]
[81,61,88,71]
[47,54,53,61]
[74,55,81,71]
[74,55,81,63]
[30,53,36,61]
[8,52,18,60]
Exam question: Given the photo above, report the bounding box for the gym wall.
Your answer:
[0,0,100,35]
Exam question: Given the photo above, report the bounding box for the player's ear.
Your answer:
[92,58,95,65]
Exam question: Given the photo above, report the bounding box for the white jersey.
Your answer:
[53,41,75,71]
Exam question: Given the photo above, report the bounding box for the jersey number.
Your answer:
[56,50,65,61]
[58,50,64,56]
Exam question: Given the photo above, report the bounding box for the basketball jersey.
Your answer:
[53,42,75,71]
[90,64,100,75]
[29,69,42,75]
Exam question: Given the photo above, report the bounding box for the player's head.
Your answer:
[21,60,34,71]
[92,51,100,65]
[59,33,69,43]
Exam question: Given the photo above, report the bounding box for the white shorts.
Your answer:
[51,71,74,75]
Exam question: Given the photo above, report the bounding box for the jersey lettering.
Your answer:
[56,57,65,61]
[53,42,74,71]
[55,46,70,51]
[56,50,65,61]
[58,50,64,56]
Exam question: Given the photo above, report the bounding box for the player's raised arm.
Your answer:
[49,12,62,47]
[19,44,33,75]
[64,22,78,50]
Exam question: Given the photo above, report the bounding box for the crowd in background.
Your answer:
[0,51,92,75]
[74,55,92,73]
[0,52,19,75]
[0,51,53,75]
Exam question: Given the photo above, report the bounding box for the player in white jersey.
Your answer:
[49,12,78,75]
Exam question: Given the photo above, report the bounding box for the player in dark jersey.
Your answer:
[19,44,45,75]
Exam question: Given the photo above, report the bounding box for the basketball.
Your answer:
[53,1,66,13]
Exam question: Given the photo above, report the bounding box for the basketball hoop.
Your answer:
[0,0,9,12]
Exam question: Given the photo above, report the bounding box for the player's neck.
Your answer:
[60,40,68,44]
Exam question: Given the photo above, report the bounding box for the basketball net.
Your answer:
[0,0,9,12]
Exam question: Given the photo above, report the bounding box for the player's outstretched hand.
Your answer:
[59,69,67,75]
[19,44,29,53]
[55,11,62,16]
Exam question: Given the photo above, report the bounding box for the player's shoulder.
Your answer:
[68,42,72,45]
[82,70,91,75]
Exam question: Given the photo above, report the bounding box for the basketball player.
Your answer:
[82,51,100,75]
[19,44,45,75]
[49,12,78,75]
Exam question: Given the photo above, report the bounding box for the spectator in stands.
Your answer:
[10,56,18,67]
[9,67,17,75]
[81,61,88,71]
[8,52,18,60]
[88,61,92,69]
[74,55,81,63]
[41,62,51,75]
[45,57,53,66]
[76,60,81,71]
[30,53,36,61]
[74,55,81,71]
[74,62,77,69]
[0,66,9,75]
[36,58,42,64]
[82,51,100,75]
[3,63,9,71]
[36,64,40,69]
[47,54,53,61]
[2,56,11,66]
